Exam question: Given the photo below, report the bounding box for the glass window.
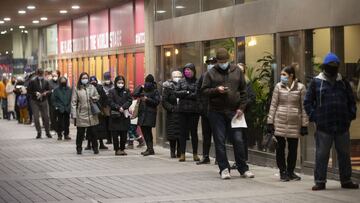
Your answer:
[204,38,235,64]
[156,0,172,21]
[313,28,330,75]
[236,0,258,4]
[202,0,234,12]
[174,0,200,17]
[344,25,360,171]
[175,42,201,78]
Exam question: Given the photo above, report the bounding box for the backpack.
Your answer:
[17,95,28,108]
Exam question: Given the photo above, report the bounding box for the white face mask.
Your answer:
[207,64,215,71]
[172,77,181,83]
[104,80,111,85]
[117,83,124,89]
[53,76,58,81]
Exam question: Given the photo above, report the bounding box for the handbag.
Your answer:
[262,132,277,151]
[90,101,101,115]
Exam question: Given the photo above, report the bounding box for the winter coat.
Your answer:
[175,67,199,113]
[162,80,181,140]
[103,83,114,95]
[304,73,356,134]
[0,81,6,99]
[108,87,132,131]
[197,73,209,116]
[93,84,109,138]
[27,77,51,102]
[71,84,100,127]
[134,85,160,127]
[6,83,16,112]
[267,80,309,138]
[201,64,247,113]
[51,86,72,113]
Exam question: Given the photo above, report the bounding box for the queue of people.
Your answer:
[0,48,358,190]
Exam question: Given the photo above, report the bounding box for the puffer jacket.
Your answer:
[267,80,309,138]
[162,80,181,140]
[71,84,100,127]
[175,66,198,113]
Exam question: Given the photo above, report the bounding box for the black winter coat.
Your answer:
[134,85,160,127]
[93,84,109,139]
[197,73,209,116]
[175,77,199,113]
[108,87,132,131]
[162,81,181,140]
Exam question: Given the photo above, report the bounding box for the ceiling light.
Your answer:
[19,25,25,29]
[4,18,11,21]
[18,10,26,14]
[24,30,28,34]
[27,5,36,10]
[5,51,8,55]
[156,10,166,14]
[0,21,4,24]
[1,31,7,35]
[175,6,185,9]
[40,17,48,21]
[32,20,39,24]
[71,5,80,10]
[10,28,13,31]
[59,10,68,14]
[21,30,24,33]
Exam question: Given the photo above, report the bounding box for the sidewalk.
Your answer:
[0,119,358,203]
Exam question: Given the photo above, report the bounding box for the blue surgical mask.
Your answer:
[207,64,215,71]
[81,79,89,85]
[219,62,229,70]
[280,75,289,85]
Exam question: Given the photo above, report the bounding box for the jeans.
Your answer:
[208,111,249,174]
[112,131,127,151]
[76,126,98,151]
[56,111,70,137]
[31,100,50,134]
[315,130,352,184]
[179,112,199,154]
[201,114,212,157]
[275,136,298,173]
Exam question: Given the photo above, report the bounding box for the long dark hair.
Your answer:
[282,65,296,80]
[114,75,126,89]
[77,72,89,90]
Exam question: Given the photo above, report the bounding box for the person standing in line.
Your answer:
[162,70,183,158]
[13,76,25,123]
[127,99,145,149]
[0,76,5,119]
[71,72,100,155]
[197,57,217,165]
[6,77,16,120]
[133,74,160,156]
[0,77,8,119]
[304,53,359,190]
[48,70,60,135]
[201,48,254,179]
[51,76,72,140]
[17,86,29,124]
[27,69,52,138]
[267,65,308,181]
[102,72,114,145]
[108,76,132,155]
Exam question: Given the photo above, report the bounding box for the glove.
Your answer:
[300,126,308,136]
[267,124,275,134]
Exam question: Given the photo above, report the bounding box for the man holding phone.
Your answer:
[201,48,254,179]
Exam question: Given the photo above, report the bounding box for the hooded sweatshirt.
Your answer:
[175,64,198,113]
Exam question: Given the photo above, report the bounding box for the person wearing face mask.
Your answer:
[133,74,160,156]
[71,72,100,155]
[51,77,72,140]
[162,70,183,158]
[267,65,308,182]
[175,63,200,162]
[13,76,25,123]
[6,77,16,120]
[28,69,52,138]
[304,53,359,190]
[196,57,217,165]
[108,76,132,155]
[48,70,61,136]
[102,72,114,144]
[201,48,254,180]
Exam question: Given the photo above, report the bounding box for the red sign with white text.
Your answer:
[58,21,72,54]
[90,10,109,50]
[73,16,89,52]
[110,1,134,47]
[135,0,145,44]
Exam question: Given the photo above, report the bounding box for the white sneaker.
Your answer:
[241,170,255,178]
[220,169,231,180]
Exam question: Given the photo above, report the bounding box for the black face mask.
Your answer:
[323,64,339,77]
[60,82,67,87]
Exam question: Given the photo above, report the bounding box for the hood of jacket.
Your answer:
[315,72,342,81]
[162,80,176,89]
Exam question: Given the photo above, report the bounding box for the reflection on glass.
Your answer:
[236,0,258,4]
[175,42,201,77]
[156,0,172,21]
[204,38,235,64]
[345,25,360,171]
[202,0,233,11]
[175,0,200,17]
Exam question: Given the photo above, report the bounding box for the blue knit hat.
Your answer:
[323,53,340,65]
[89,76,98,83]
[103,72,111,80]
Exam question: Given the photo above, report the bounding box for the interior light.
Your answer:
[32,20,39,24]
[0,21,4,24]
[10,28,13,31]
[18,10,26,14]
[60,10,68,14]
[5,51,9,55]
[165,51,171,57]
[175,49,179,55]
[19,25,25,29]
[248,37,257,47]
[4,18,11,21]
[72,5,80,10]
[24,30,28,34]
[40,17,48,21]
[27,5,36,10]
[175,6,185,9]
[156,10,166,14]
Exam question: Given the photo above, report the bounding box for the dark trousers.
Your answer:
[105,116,112,142]
[208,111,249,174]
[275,136,298,173]
[141,126,154,150]
[170,139,180,154]
[76,126,98,151]
[1,99,8,119]
[201,114,212,157]
[56,111,70,137]
[49,102,57,131]
[112,131,127,151]
[315,130,353,184]
[179,112,199,154]
[7,111,16,120]
[31,100,50,134]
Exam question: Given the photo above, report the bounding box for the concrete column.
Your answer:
[12,31,23,59]
[144,0,156,78]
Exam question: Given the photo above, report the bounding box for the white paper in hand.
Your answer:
[124,110,131,118]
[231,114,247,128]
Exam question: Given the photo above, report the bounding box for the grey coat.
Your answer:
[71,84,100,127]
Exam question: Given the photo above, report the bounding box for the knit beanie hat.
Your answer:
[216,48,230,61]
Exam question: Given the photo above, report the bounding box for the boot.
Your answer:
[312,183,326,191]
[170,143,176,158]
[196,156,210,165]
[64,135,71,140]
[143,148,155,156]
[115,150,127,156]
[280,171,290,182]
[170,151,176,158]
[76,147,82,155]
[179,154,186,162]
[99,140,108,150]
[57,133,62,140]
[193,154,200,162]
[341,182,359,189]
[288,172,301,181]
[141,149,149,155]
[93,148,99,154]
[85,140,91,150]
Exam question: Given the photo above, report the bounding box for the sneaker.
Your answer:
[312,183,326,191]
[220,168,231,180]
[230,163,237,170]
[115,150,128,156]
[196,157,210,165]
[341,182,359,189]
[280,172,290,182]
[288,172,301,181]
[241,171,255,178]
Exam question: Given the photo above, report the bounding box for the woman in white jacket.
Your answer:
[6,77,16,120]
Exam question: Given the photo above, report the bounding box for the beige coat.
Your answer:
[6,83,15,112]
[267,80,309,138]
[71,84,100,127]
